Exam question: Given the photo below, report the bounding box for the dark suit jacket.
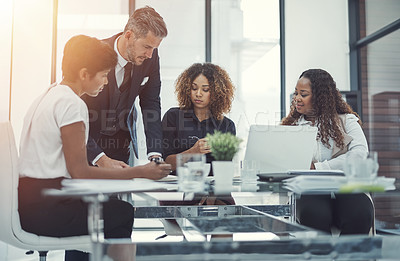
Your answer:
[82,33,163,162]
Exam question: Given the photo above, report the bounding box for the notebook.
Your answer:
[243,125,318,181]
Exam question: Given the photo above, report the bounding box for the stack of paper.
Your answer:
[156,175,178,183]
[283,175,347,194]
[287,169,344,176]
[61,178,177,193]
[283,175,395,194]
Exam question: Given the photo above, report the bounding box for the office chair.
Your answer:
[0,122,90,261]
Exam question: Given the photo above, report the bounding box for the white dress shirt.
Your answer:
[296,114,369,170]
[114,36,131,88]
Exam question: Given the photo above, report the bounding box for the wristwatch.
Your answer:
[150,157,163,164]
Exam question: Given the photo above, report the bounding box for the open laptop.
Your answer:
[243,125,319,181]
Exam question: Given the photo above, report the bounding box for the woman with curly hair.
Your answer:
[282,68,374,235]
[162,63,236,171]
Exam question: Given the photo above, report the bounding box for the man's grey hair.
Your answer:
[124,6,168,39]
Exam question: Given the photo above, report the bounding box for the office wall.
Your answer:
[9,0,54,146]
[0,0,13,123]
[285,0,350,111]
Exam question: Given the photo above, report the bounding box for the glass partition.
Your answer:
[360,32,400,226]
[365,0,400,35]
[211,0,281,141]
[359,23,400,182]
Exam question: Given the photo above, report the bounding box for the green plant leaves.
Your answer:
[206,131,242,161]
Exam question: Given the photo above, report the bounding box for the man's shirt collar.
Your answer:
[114,36,129,69]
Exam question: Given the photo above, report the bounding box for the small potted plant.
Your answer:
[206,131,242,193]
[206,131,242,161]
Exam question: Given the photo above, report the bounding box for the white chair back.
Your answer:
[0,121,23,246]
[0,121,90,252]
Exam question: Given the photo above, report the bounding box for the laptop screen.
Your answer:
[244,125,318,174]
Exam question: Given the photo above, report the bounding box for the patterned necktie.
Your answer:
[127,104,138,158]
[120,62,132,92]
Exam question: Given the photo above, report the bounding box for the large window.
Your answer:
[134,0,206,113]
[355,0,400,180]
[364,0,400,36]
[134,1,281,129]
[350,0,400,225]
[56,0,130,82]
[134,0,281,162]
[211,0,281,140]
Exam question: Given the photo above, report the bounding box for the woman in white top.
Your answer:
[281,69,374,235]
[18,35,171,261]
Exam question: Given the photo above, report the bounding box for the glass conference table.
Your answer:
[44,176,400,261]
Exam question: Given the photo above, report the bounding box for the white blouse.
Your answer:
[19,84,89,179]
[296,114,369,171]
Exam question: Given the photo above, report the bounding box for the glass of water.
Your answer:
[176,154,206,192]
[241,160,259,184]
[345,151,379,181]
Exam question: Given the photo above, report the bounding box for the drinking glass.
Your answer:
[345,151,379,181]
[241,160,259,183]
[176,154,206,192]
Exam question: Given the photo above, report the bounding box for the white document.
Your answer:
[156,175,178,182]
[61,178,177,193]
[283,175,395,194]
[287,170,344,176]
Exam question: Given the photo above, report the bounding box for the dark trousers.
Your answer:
[296,193,374,235]
[18,177,134,261]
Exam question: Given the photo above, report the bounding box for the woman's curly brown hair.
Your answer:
[282,69,361,149]
[175,63,235,121]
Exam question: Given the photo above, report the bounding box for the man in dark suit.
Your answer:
[83,6,168,168]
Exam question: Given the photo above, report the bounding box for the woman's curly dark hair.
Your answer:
[282,69,361,149]
[175,63,235,121]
